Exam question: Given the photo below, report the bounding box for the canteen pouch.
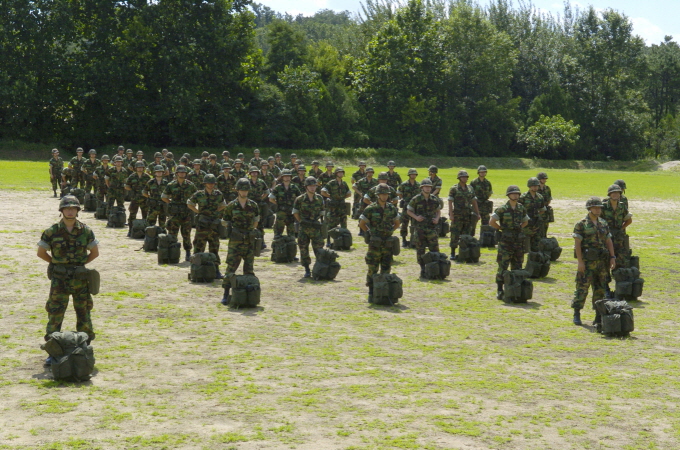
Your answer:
[631,278,644,298]
[547,205,555,223]
[389,236,400,256]
[86,269,100,295]
[344,202,352,216]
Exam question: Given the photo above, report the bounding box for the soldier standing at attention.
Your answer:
[489,186,529,300]
[519,177,546,252]
[351,162,367,217]
[188,174,227,278]
[270,169,301,237]
[260,160,276,190]
[360,184,401,300]
[293,177,326,278]
[49,148,64,198]
[92,155,110,205]
[69,148,86,189]
[221,150,233,167]
[602,184,633,296]
[123,149,134,172]
[164,152,177,182]
[274,152,285,170]
[37,196,99,357]
[188,160,207,191]
[124,162,151,236]
[199,151,210,172]
[105,156,129,215]
[220,179,260,305]
[143,165,169,227]
[537,172,552,237]
[353,167,378,236]
[385,161,402,189]
[427,165,443,197]
[162,165,197,262]
[217,163,237,203]
[207,154,221,177]
[291,165,308,191]
[81,150,101,195]
[614,180,629,208]
[247,166,270,248]
[571,197,617,326]
[146,152,166,176]
[321,167,352,246]
[267,156,281,180]
[397,169,420,248]
[116,145,126,160]
[448,170,480,261]
[249,149,264,169]
[309,160,323,180]
[365,172,399,206]
[470,165,493,234]
[285,153,298,170]
[231,159,246,180]
[407,179,441,277]
[318,162,335,189]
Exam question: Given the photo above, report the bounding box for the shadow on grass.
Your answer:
[368,303,410,313]
[227,306,265,316]
[501,301,542,309]
[32,367,98,386]
[534,277,558,284]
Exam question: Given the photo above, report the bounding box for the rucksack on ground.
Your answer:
[94,201,108,220]
[458,235,481,263]
[131,219,147,239]
[594,299,635,336]
[188,252,217,283]
[157,233,181,264]
[371,273,403,305]
[524,251,551,278]
[70,188,85,204]
[312,248,341,280]
[612,266,644,301]
[438,217,450,238]
[229,274,261,308]
[41,331,95,382]
[480,225,496,248]
[328,227,353,250]
[538,237,562,261]
[271,235,298,263]
[107,206,126,228]
[143,226,165,252]
[502,269,533,303]
[83,193,98,212]
[421,252,451,279]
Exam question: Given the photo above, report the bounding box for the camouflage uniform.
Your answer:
[291,173,307,191]
[123,155,135,172]
[250,157,265,169]
[125,171,151,223]
[602,196,632,267]
[39,219,98,341]
[231,166,246,180]
[365,184,399,205]
[188,169,207,191]
[572,214,612,310]
[293,192,325,266]
[538,184,552,237]
[351,167,367,214]
[69,156,86,188]
[130,158,147,172]
[206,162,221,177]
[261,170,276,190]
[519,190,545,252]
[308,166,323,179]
[361,201,400,287]
[49,155,64,194]
[188,188,226,264]
[397,179,420,241]
[492,202,529,283]
[105,167,129,213]
[93,164,109,204]
[164,158,176,181]
[353,176,379,219]
[162,179,197,251]
[408,192,441,264]
[81,157,101,194]
[248,177,270,238]
[144,177,168,227]
[429,175,443,195]
[470,177,493,226]
[217,172,237,203]
[147,160,167,176]
[270,182,301,236]
[448,183,477,251]
[222,197,260,288]
[321,178,351,229]
[318,170,335,189]
[385,171,402,189]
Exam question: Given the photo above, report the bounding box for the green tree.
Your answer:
[517,114,580,159]
[264,20,307,82]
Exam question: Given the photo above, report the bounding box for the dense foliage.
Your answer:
[1,0,679,159]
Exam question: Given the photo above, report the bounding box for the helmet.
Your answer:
[236,178,250,191]
[312,160,319,165]
[295,159,302,165]
[204,174,217,184]
[334,167,345,175]
[537,172,548,180]
[366,167,375,173]
[326,161,335,167]
[506,185,521,196]
[477,165,487,173]
[280,169,293,177]
[154,152,162,158]
[408,168,418,176]
[233,159,242,164]
[117,145,125,151]
[88,149,97,155]
[222,151,229,156]
[192,159,202,165]
[126,149,133,154]
[249,166,260,174]
[254,149,260,154]
[154,165,165,172]
[304,177,318,186]
[428,165,438,173]
[420,179,433,187]
[101,154,110,161]
[527,177,540,187]
[209,154,217,159]
[387,160,396,167]
[165,152,174,158]
[457,170,469,179]
[275,152,281,157]
[136,150,143,156]
[175,165,188,173]
[260,160,268,167]
[297,165,306,171]
[179,157,188,164]
[113,156,124,162]
[135,161,145,168]
[202,151,209,157]
[586,196,604,209]
[52,148,59,154]
[607,184,623,195]
[614,179,627,190]
[358,161,366,166]
[378,171,389,180]
[267,156,274,161]
[76,147,84,153]
[59,195,81,211]
[376,183,391,195]
[237,153,244,159]
[290,153,298,158]
[221,163,231,170]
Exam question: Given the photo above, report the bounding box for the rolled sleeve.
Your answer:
[573,233,583,240]
[359,214,368,222]
[291,208,299,215]
[491,212,500,221]
[624,212,632,220]
[87,238,99,250]
[38,240,51,250]
[186,199,196,207]
[268,193,276,200]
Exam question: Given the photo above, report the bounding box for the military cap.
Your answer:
[586,196,604,209]
[237,153,244,158]
[136,150,144,156]
[222,150,230,156]
[420,179,433,187]
[204,174,217,184]
[101,154,110,161]
[312,160,320,165]
[175,165,188,173]
[387,160,396,167]
[477,165,488,173]
[607,184,623,195]
[366,167,375,173]
[88,149,97,155]
[52,148,59,154]
[275,152,282,157]
[202,151,209,157]
[290,153,298,158]
[358,161,366,166]
[249,166,260,173]
[165,152,174,158]
[334,167,345,175]
[233,159,242,164]
[117,145,125,151]
[179,157,188,164]
[537,172,548,180]
[59,195,81,211]
[614,179,627,190]
[134,161,145,168]
[236,178,250,191]
[376,183,391,194]
[527,177,540,187]
[76,147,84,153]
[428,165,438,173]
[260,160,268,166]
[506,185,521,196]
[304,176,318,186]
[209,154,217,159]
[407,168,418,176]
[280,169,293,177]
[457,170,469,179]
[378,171,389,180]
[153,165,165,172]
[154,152,162,158]
[297,165,307,171]
[113,155,124,162]
[267,156,274,161]
[221,163,231,170]
[126,149,133,154]
[254,149,260,153]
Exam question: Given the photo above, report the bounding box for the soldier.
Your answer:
[293,177,325,277]
[81,149,100,195]
[37,196,99,355]
[69,148,86,189]
[397,169,420,248]
[105,156,129,215]
[92,155,110,205]
[364,172,399,206]
[116,145,126,160]
[260,160,276,189]
[249,149,264,168]
[143,165,169,227]
[470,165,493,235]
[221,150,233,167]
[123,149,135,172]
[164,152,176,182]
[188,174,227,278]
[602,184,633,296]
[61,168,73,195]
[489,186,529,299]
[270,169,302,237]
[427,165,443,197]
[247,166,270,248]
[49,148,64,198]
[162,165,197,261]
[360,184,401,299]
[407,179,441,277]
[206,154,221,177]
[267,156,281,179]
[217,163,237,203]
[321,167,352,246]
[231,159,246,180]
[571,197,617,326]
[309,160,323,180]
[124,161,151,236]
[519,177,546,252]
[318,162,335,189]
[199,151,210,172]
[188,159,207,191]
[385,161,402,189]
[448,170,480,260]
[131,151,147,172]
[292,165,308,191]
[351,161,367,217]
[274,152,284,170]
[285,153,298,170]
[353,167,378,236]
[220,178,260,305]
[537,172,552,237]
[614,179,629,208]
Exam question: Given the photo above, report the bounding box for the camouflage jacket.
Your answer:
[351,169,366,184]
[385,171,402,189]
[105,167,129,189]
[260,171,276,189]
[407,193,441,229]
[519,191,545,222]
[123,156,135,170]
[447,183,477,215]
[269,183,302,213]
[147,160,167,175]
[322,179,351,205]
[217,173,237,201]
[353,177,378,195]
[491,202,529,232]
[397,180,421,205]
[81,158,100,175]
[538,184,552,203]
[69,156,86,171]
[129,158,147,172]
[274,160,285,170]
[206,163,221,177]
[162,179,197,206]
[38,219,98,265]
[199,159,209,172]
[93,165,110,189]
[293,193,325,224]
[573,215,611,251]
[250,157,265,168]
[308,168,323,180]
[188,189,226,219]
[365,184,399,204]
[49,157,64,176]
[187,170,207,191]
[268,164,281,179]
[318,171,335,189]
[125,172,151,199]
[247,178,270,204]
[291,175,307,191]
[602,198,632,231]
[428,175,443,193]
[231,168,246,180]
[361,202,399,238]
[143,177,169,200]
[164,159,177,174]
[224,198,260,231]
[470,177,493,202]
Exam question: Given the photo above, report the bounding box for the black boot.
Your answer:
[358,229,364,237]
[303,264,311,278]
[367,286,373,303]
[127,225,132,237]
[326,238,332,248]
[605,285,613,299]
[185,250,191,262]
[593,312,601,325]
[450,249,457,261]
[402,237,409,248]
[215,268,224,279]
[53,190,57,198]
[220,287,230,305]
[419,264,425,279]
[496,281,504,300]
[573,308,582,325]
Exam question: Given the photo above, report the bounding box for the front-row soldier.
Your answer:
[571,197,617,326]
[220,179,260,305]
[359,184,401,300]
[320,167,351,247]
[37,196,99,358]
[407,179,441,278]
[293,177,325,278]
[187,174,227,278]
[397,168,420,248]
[161,165,197,262]
[489,186,529,300]
[270,169,301,237]
[143,165,168,227]
[448,170,480,261]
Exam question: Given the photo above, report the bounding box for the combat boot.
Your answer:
[53,190,57,198]
[220,287,231,306]
[215,268,224,279]
[303,264,311,278]
[367,286,373,303]
[402,237,409,248]
[126,225,132,237]
[185,250,191,262]
[419,264,425,279]
[573,308,582,325]
[605,284,613,299]
[326,238,332,248]
[496,281,504,300]
[449,249,457,261]
[358,229,364,237]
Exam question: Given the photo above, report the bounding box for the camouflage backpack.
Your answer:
[271,235,298,263]
[188,252,217,283]
[312,249,341,280]
[143,226,165,252]
[370,273,403,306]
[502,270,533,304]
[594,299,634,336]
[524,251,551,278]
[421,252,450,280]
[538,237,562,261]
[41,331,95,382]
[131,219,147,239]
[458,235,480,263]
[479,225,496,248]
[157,234,181,264]
[328,227,352,250]
[229,274,261,308]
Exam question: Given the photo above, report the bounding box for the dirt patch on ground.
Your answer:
[660,160,680,171]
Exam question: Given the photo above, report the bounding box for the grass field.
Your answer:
[1,165,680,449]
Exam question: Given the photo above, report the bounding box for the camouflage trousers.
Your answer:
[449,213,474,249]
[365,241,393,287]
[400,208,412,238]
[50,173,62,193]
[146,203,166,227]
[107,188,126,213]
[523,223,543,252]
[496,237,525,283]
[274,210,296,236]
[96,185,108,204]
[71,171,85,189]
[221,237,255,288]
[128,197,148,223]
[478,200,493,226]
[413,227,439,265]
[298,225,324,266]
[166,213,193,251]
[193,224,221,265]
[606,231,630,283]
[84,175,96,194]
[45,275,94,342]
[572,259,607,310]
[326,204,348,229]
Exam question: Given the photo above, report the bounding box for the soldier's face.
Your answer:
[306,185,317,193]
[282,176,291,183]
[478,171,487,178]
[367,172,374,178]
[530,185,539,193]
[177,172,186,180]
[115,161,122,168]
[609,192,621,201]
[422,186,432,194]
[205,182,215,190]
[508,193,520,201]
[589,206,602,216]
[378,193,390,203]
[194,165,201,172]
[409,174,417,180]
[336,172,344,179]
[155,171,164,178]
[61,206,79,218]
[223,169,230,175]
[238,190,248,198]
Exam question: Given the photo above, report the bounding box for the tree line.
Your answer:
[1,0,679,160]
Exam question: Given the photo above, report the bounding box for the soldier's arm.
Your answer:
[393,217,401,231]
[489,216,500,231]
[472,198,480,217]
[37,246,52,264]
[187,197,199,214]
[86,245,99,264]
[358,217,369,232]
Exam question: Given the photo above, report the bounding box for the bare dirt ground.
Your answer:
[2,190,680,450]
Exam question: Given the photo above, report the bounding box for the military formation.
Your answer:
[41,147,638,351]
